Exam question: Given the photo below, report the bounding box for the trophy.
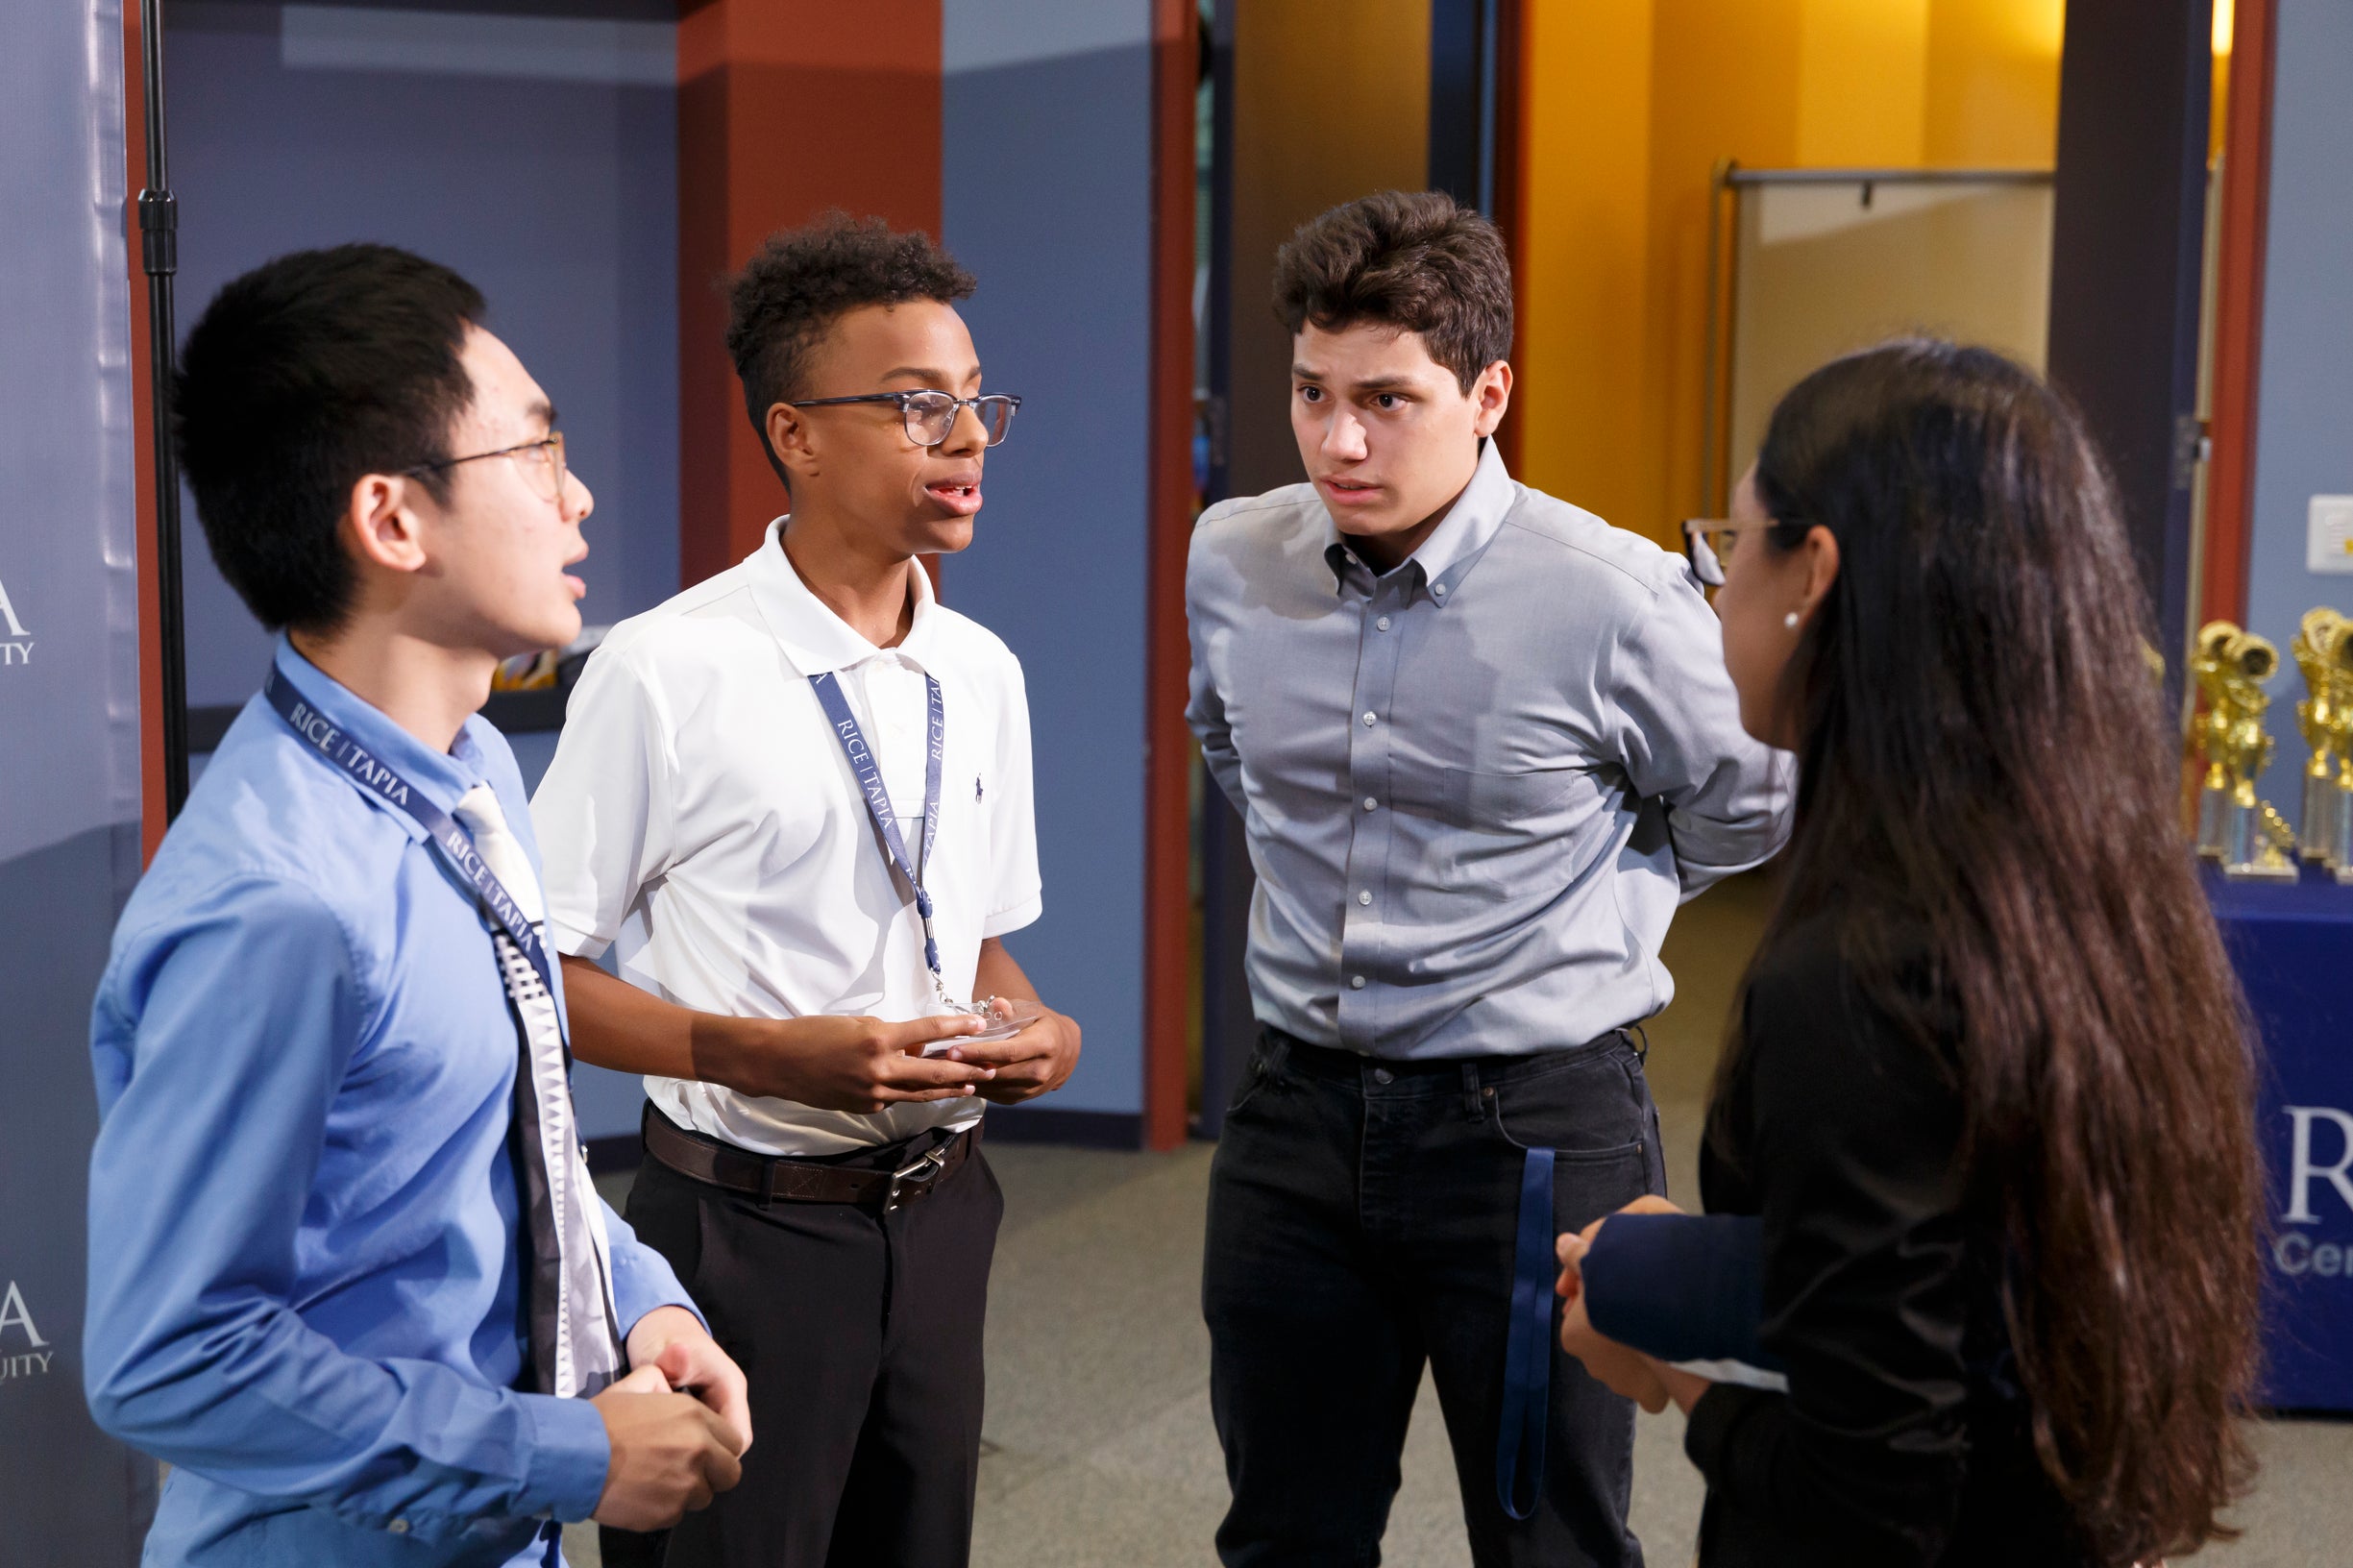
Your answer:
[2333,663,2353,883]
[2291,608,2352,866]
[2190,621,2301,881]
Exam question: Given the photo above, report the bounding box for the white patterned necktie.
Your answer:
[453,784,625,1399]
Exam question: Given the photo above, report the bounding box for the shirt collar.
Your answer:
[1322,437,1516,607]
[747,516,941,674]
[270,635,487,842]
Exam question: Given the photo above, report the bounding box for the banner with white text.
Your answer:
[0,0,157,1556]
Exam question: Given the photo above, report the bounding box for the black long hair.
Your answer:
[1722,339,2261,1562]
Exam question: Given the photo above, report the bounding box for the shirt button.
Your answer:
[1350,974,1367,990]
[1376,616,1392,631]
[1372,1066,1395,1085]
[1433,583,1448,599]
[1361,711,1377,726]
[388,1520,409,1535]
[1362,796,1379,812]
[1357,891,1372,906]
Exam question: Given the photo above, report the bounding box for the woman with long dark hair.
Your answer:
[1558,339,2263,1564]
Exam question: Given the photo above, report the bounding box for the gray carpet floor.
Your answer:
[572,875,2353,1564]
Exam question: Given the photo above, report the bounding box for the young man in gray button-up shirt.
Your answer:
[1187,190,1790,1567]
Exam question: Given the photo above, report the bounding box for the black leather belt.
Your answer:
[640,1104,979,1213]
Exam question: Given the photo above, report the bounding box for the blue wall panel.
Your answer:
[2247,0,2353,831]
[943,5,1155,1115]
[1,0,159,1552]
[165,5,679,707]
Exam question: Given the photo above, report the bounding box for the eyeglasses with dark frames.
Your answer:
[784,390,1021,449]
[405,432,570,504]
[1680,517,1778,589]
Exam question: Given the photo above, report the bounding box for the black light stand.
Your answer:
[135,0,190,821]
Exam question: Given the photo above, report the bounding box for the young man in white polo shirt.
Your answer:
[530,215,1082,1568]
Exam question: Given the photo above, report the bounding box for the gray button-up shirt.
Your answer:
[1186,440,1793,1059]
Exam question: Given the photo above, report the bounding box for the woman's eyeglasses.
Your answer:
[405,432,570,503]
[785,390,1022,449]
[1680,518,1774,588]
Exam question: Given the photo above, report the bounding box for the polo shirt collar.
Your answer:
[270,634,486,843]
[748,516,941,674]
[1322,437,1515,607]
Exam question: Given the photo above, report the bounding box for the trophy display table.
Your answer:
[2206,866,2353,1411]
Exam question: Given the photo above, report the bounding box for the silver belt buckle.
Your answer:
[884,1143,951,1213]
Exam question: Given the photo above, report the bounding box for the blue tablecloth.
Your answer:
[2206,865,2353,1410]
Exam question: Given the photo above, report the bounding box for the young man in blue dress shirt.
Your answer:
[85,245,748,1566]
[1186,191,1791,1566]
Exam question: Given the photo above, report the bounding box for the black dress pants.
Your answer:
[602,1117,1002,1568]
[1203,1030,1664,1568]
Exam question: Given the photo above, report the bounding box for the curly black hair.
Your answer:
[725,212,976,486]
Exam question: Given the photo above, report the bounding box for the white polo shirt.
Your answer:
[531,518,1042,1156]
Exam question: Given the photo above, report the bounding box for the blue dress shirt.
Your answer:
[86,639,698,1567]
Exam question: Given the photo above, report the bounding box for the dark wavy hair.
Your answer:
[1270,189,1511,393]
[1724,339,2261,1562]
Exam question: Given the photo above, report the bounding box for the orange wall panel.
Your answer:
[676,4,944,588]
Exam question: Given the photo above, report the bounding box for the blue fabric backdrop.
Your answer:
[0,0,159,1556]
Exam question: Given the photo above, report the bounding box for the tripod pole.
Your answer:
[136,0,189,821]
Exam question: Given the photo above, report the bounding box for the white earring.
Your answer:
[1783,611,1801,629]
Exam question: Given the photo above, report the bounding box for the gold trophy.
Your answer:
[2291,608,2350,865]
[2322,616,2353,882]
[2190,621,2300,881]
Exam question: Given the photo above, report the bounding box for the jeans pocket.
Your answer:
[1484,1044,1649,1164]
[1224,1038,1290,1120]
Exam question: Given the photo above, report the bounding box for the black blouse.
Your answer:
[1683,915,2087,1566]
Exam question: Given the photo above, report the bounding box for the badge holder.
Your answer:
[924,992,1044,1052]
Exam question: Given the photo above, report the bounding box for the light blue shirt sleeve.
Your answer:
[604,1199,700,1338]
[1605,565,1795,897]
[85,876,613,1537]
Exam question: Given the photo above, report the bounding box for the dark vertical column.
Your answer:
[1143,0,1199,1149]
[2202,0,2277,627]
[1201,3,1434,1130]
[2046,0,2214,677]
[1428,0,1483,208]
[1196,0,1251,1139]
[1488,0,1525,476]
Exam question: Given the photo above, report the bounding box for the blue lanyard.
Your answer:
[809,669,947,984]
[1496,1146,1556,1521]
[263,666,563,1029]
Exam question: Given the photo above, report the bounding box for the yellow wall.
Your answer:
[1924,0,2065,165]
[1514,0,2064,546]
[1513,0,1656,533]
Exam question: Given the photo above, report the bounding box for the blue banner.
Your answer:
[0,0,158,1556]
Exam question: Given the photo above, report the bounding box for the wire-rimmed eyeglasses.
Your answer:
[405,432,569,503]
[785,390,1021,449]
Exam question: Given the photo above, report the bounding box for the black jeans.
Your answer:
[603,1120,1002,1568]
[1203,1029,1665,1568]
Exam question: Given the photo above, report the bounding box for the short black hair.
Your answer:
[175,243,482,634]
[724,212,976,486]
[1271,189,1512,394]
